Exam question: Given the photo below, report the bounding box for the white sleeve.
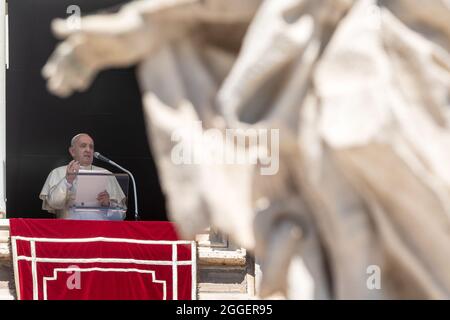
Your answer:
[46,178,72,210]
[40,168,72,213]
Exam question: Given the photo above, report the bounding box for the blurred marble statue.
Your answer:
[43,0,450,299]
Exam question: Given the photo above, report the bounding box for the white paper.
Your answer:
[74,170,110,207]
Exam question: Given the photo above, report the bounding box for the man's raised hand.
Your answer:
[66,160,80,184]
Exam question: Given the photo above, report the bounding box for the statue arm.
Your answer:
[42,7,156,97]
[42,0,260,97]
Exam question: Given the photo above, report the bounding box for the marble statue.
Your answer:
[43,0,450,299]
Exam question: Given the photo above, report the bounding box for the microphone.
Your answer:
[93,152,112,163]
[94,152,139,221]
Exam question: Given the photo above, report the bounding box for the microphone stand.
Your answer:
[96,154,139,221]
[109,161,139,221]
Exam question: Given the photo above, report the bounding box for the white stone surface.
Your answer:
[0,220,13,300]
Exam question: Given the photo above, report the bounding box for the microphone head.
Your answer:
[94,152,111,163]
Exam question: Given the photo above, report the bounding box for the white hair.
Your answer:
[70,133,91,147]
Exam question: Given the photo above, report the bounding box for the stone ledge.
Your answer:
[0,220,10,265]
[199,265,247,293]
[0,290,14,300]
[0,219,9,231]
[198,247,246,266]
[0,220,9,238]
[0,244,8,265]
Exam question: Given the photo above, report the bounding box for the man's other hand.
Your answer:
[97,190,110,207]
[66,160,80,184]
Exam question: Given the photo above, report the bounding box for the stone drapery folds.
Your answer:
[43,0,450,299]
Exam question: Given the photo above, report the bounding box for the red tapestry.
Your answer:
[9,219,196,300]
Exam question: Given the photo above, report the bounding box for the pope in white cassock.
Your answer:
[40,133,126,220]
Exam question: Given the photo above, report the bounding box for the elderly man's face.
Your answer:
[69,135,94,166]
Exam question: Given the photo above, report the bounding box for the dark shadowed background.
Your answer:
[6,0,168,220]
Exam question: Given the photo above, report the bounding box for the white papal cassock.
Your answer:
[40,165,126,220]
